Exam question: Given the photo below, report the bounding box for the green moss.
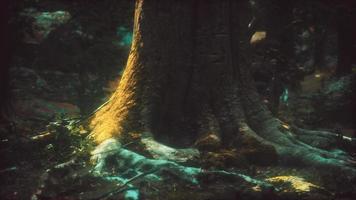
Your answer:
[124,189,139,200]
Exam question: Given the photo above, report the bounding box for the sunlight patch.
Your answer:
[266,176,322,192]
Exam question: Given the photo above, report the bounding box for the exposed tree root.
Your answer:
[291,126,355,148]
[237,73,356,182]
[90,138,275,199]
[242,117,356,181]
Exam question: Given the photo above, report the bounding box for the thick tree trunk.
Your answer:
[90,0,356,177]
[91,0,245,146]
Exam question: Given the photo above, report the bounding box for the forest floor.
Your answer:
[0,114,355,200]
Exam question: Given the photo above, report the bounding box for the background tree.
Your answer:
[335,5,355,76]
[0,0,14,120]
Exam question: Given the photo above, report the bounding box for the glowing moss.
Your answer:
[124,189,139,200]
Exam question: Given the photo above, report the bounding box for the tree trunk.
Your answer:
[90,0,356,177]
[336,7,354,76]
[90,0,244,146]
[0,0,13,120]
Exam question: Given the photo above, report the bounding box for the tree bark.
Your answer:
[91,0,245,146]
[90,0,356,177]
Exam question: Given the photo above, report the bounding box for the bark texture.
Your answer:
[91,0,245,146]
[90,0,356,176]
[0,0,12,118]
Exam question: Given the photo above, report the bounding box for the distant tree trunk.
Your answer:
[249,0,294,115]
[0,0,12,120]
[336,7,354,76]
[312,5,328,71]
[90,0,356,176]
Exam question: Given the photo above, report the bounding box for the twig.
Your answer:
[0,166,17,173]
[53,98,112,126]
[86,99,111,119]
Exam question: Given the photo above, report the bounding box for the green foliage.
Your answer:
[44,115,94,162]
